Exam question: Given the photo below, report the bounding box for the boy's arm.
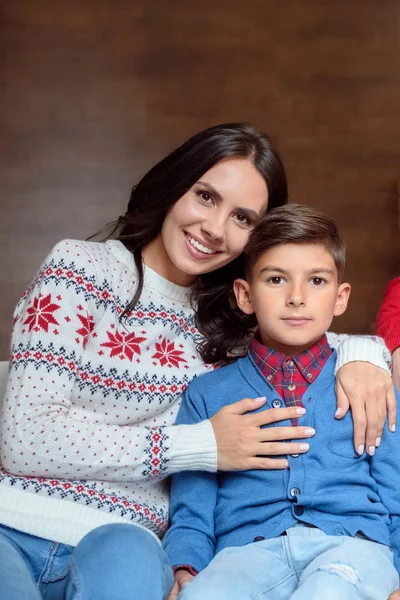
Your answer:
[163,386,219,574]
[369,387,400,574]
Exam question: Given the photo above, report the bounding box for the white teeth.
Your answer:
[187,235,216,255]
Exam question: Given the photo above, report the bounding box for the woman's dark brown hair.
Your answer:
[93,123,288,323]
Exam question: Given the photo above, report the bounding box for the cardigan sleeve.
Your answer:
[0,240,216,484]
[369,387,400,573]
[376,277,400,353]
[163,386,219,573]
[326,332,391,375]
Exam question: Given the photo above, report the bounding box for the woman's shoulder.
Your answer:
[43,239,134,274]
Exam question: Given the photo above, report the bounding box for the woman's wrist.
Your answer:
[167,421,217,473]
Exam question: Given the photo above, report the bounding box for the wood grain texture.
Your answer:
[0,0,399,357]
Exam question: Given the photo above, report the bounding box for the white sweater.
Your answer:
[0,240,390,547]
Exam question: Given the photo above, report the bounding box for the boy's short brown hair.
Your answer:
[245,204,346,283]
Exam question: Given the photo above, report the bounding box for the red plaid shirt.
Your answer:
[249,334,332,425]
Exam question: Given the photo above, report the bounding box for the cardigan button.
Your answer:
[294,505,304,516]
[253,536,265,542]
[290,487,301,497]
[272,399,282,408]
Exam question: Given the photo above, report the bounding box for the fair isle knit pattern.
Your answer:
[0,239,217,546]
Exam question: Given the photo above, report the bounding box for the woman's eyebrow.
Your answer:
[196,181,262,220]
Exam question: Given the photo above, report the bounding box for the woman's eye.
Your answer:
[197,191,214,205]
[233,213,251,226]
[310,277,326,286]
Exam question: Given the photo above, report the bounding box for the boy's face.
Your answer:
[234,243,351,355]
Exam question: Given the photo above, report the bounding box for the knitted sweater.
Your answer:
[377,277,400,352]
[164,352,400,574]
[0,239,391,547]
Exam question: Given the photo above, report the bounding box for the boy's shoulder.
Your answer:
[188,357,248,396]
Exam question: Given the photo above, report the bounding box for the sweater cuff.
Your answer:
[384,331,400,354]
[334,337,391,375]
[168,420,217,473]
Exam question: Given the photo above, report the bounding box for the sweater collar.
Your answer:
[105,240,192,304]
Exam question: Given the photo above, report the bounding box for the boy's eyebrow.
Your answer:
[196,181,262,220]
[258,266,336,276]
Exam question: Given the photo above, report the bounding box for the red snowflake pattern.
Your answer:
[101,330,147,361]
[23,294,60,333]
[76,312,95,347]
[152,337,187,368]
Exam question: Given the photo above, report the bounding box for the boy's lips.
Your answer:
[281,317,312,326]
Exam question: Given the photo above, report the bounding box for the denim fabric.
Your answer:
[0,522,174,600]
[179,524,399,600]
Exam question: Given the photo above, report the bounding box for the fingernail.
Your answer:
[335,407,342,417]
[254,396,266,403]
[284,460,289,468]
[390,424,396,432]
[296,407,306,414]
[299,443,310,451]
[304,428,315,436]
[375,437,381,447]
[357,444,364,455]
[368,446,375,456]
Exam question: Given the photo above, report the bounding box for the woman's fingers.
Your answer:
[255,441,311,456]
[386,382,397,434]
[334,380,350,419]
[364,397,379,455]
[257,425,315,442]
[211,403,311,471]
[251,406,305,426]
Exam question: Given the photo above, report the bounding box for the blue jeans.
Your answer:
[0,522,174,599]
[179,524,399,600]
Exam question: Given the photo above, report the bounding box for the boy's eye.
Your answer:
[310,277,326,286]
[268,276,285,285]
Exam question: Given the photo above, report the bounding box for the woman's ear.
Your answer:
[233,279,255,315]
[333,282,351,317]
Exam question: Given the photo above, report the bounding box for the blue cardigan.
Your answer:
[163,351,400,573]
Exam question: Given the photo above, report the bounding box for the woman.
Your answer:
[0,123,394,600]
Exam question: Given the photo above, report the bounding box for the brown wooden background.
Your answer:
[1,0,399,359]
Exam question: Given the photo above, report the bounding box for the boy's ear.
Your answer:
[233,279,255,315]
[333,282,351,317]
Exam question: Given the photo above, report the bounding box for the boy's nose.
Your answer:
[287,286,306,306]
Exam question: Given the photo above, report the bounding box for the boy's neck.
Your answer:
[257,332,327,357]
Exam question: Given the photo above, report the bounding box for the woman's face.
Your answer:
[143,157,269,286]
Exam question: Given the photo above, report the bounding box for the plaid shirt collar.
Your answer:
[249,333,332,385]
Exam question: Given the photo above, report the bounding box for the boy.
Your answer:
[163,204,400,600]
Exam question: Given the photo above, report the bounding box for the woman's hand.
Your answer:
[392,347,400,392]
[335,361,396,455]
[210,398,315,471]
[389,588,400,600]
[167,569,194,600]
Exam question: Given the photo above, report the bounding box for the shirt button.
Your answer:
[272,399,282,408]
[288,384,296,391]
[290,487,301,497]
[294,505,304,516]
[253,536,265,542]
[306,373,313,379]
[287,360,294,367]
[291,454,300,458]
[267,374,273,381]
